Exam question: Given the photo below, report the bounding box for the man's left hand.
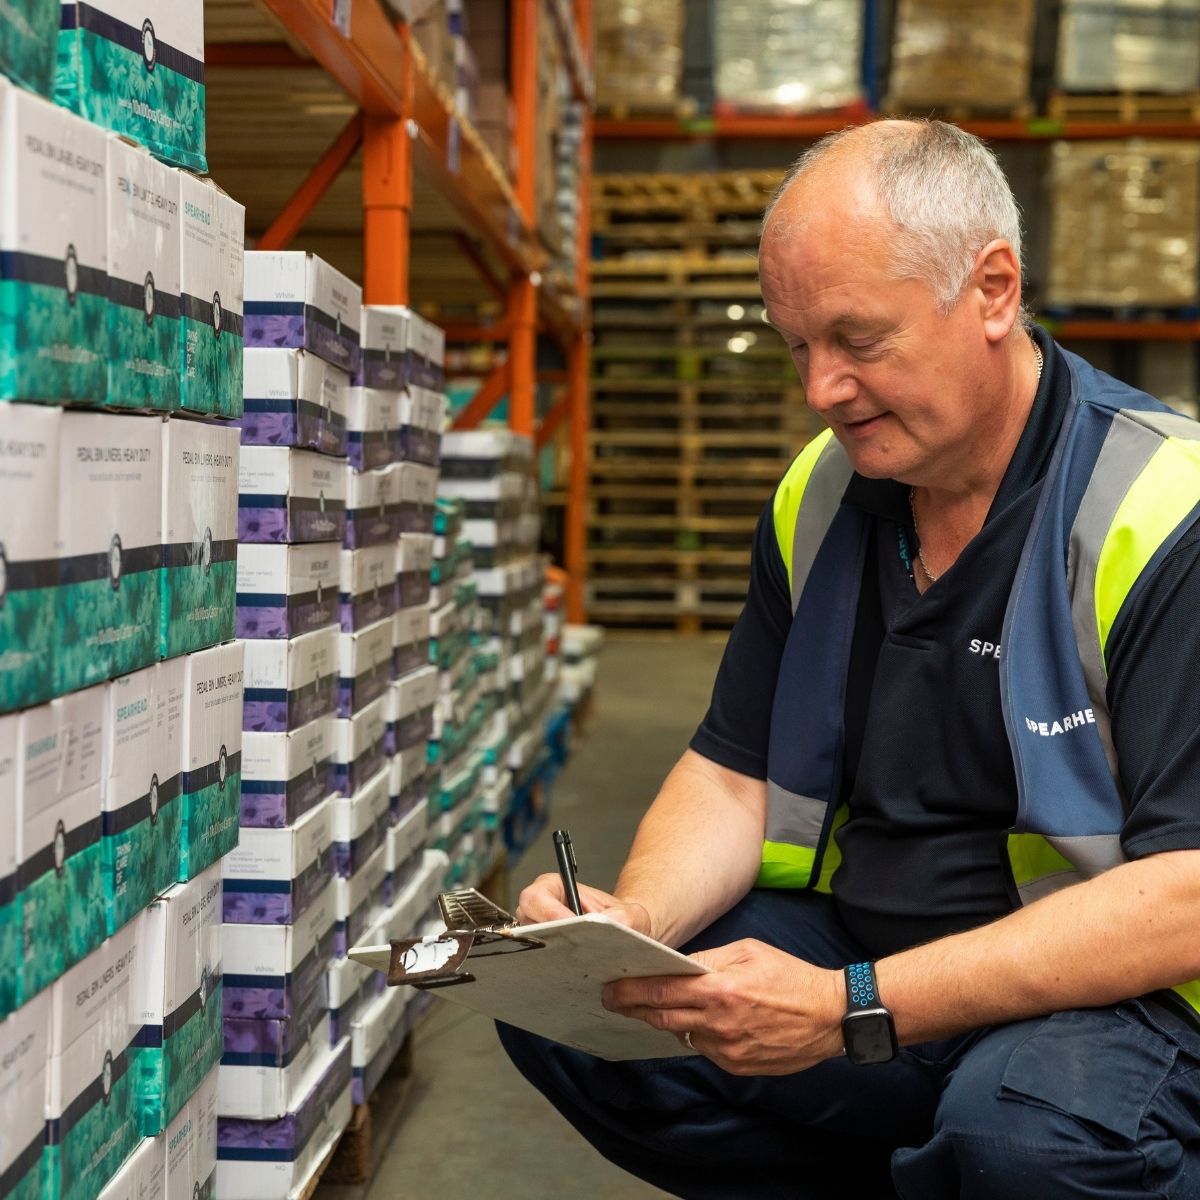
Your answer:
[601,939,846,1075]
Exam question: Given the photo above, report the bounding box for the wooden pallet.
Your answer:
[1047,91,1200,124]
[881,96,1036,121]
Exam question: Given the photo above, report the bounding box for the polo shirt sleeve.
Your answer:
[1107,519,1200,857]
[688,500,793,780]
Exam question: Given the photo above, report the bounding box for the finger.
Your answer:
[602,975,709,1013]
[613,1005,699,1034]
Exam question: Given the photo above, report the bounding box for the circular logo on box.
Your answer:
[53,819,66,877]
[202,526,213,576]
[64,244,79,308]
[217,745,228,791]
[212,291,223,338]
[102,1050,113,1105]
[141,19,157,71]
[0,541,8,610]
[149,773,159,826]
[109,533,123,591]
[143,271,156,325]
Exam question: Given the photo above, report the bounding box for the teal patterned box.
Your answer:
[16,685,107,1006]
[46,919,141,1200]
[180,641,243,880]
[55,0,206,171]
[0,713,17,1019]
[131,861,222,1135]
[178,173,244,419]
[0,76,107,406]
[0,0,58,95]
[160,418,238,660]
[102,660,184,937]
[0,988,49,1200]
[0,403,59,717]
[56,411,162,697]
[107,136,180,411]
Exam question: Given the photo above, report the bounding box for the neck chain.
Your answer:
[909,337,1044,585]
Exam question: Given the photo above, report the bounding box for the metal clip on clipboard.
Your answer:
[385,888,545,989]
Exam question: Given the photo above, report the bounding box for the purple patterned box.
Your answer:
[344,386,399,473]
[240,718,335,829]
[333,842,387,959]
[328,971,376,1045]
[331,768,390,879]
[241,349,350,458]
[337,617,394,719]
[344,465,401,550]
[237,541,341,642]
[223,976,327,1061]
[334,696,388,797]
[244,628,338,734]
[351,990,411,1105]
[338,544,397,635]
[239,445,347,545]
[356,306,409,390]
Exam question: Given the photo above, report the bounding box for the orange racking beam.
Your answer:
[362,113,413,304]
[535,393,569,450]
[452,233,509,305]
[258,111,365,252]
[508,0,538,438]
[451,364,511,430]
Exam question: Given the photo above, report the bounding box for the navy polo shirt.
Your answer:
[692,328,1200,958]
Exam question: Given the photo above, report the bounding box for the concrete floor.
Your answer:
[342,634,727,1200]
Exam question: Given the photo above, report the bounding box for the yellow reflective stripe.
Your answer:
[1171,980,1200,1017]
[813,804,849,895]
[757,840,815,889]
[773,429,835,592]
[1095,437,1200,667]
[1007,832,1076,888]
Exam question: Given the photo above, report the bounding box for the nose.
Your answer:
[800,346,856,416]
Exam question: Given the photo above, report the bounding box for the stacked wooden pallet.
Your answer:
[588,171,820,634]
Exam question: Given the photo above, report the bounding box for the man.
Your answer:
[501,120,1200,1198]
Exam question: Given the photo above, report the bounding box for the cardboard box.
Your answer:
[243,252,361,375]
[395,533,433,609]
[389,744,427,825]
[1058,0,1200,93]
[16,688,107,1004]
[240,349,348,458]
[0,715,16,1017]
[343,384,398,473]
[392,603,431,679]
[387,664,438,757]
[0,403,60,713]
[355,305,409,390]
[343,464,399,550]
[106,137,180,411]
[0,0,58,95]
[326,947,378,1045]
[407,311,445,387]
[349,987,409,1104]
[395,461,437,534]
[47,920,141,1200]
[239,716,334,831]
[56,0,206,170]
[177,173,245,418]
[338,544,397,635]
[131,862,222,1134]
[0,78,107,405]
[330,766,389,880]
[180,641,243,879]
[215,1039,351,1200]
[242,626,337,734]
[102,660,185,935]
[223,797,332,926]
[221,879,335,1021]
[333,840,386,958]
[336,616,393,718]
[56,412,162,695]
[332,694,387,797]
[217,1009,328,1122]
[0,987,49,1199]
[398,386,445,467]
[235,542,339,642]
[160,418,239,659]
[163,1064,217,1200]
[95,1134,165,1200]
[239,446,346,546]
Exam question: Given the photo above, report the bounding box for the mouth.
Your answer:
[839,413,889,438]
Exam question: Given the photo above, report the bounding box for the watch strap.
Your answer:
[844,961,881,1012]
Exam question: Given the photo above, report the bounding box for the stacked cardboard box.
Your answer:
[1058,0,1200,93]
[595,0,683,114]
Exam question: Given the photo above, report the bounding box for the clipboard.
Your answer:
[348,889,711,1060]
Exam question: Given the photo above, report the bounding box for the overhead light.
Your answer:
[726,304,745,320]
[727,335,750,354]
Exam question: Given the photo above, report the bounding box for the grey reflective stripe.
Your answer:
[1045,833,1126,877]
[1017,869,1086,904]
[790,439,854,613]
[764,780,827,848]
[1125,408,1200,444]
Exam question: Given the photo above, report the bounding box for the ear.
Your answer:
[971,239,1022,346]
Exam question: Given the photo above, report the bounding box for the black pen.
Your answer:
[553,828,583,915]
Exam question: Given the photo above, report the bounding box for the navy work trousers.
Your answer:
[498,890,1200,1198]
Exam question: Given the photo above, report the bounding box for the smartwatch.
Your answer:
[842,962,898,1065]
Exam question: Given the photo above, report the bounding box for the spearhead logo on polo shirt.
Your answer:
[1024,709,1097,737]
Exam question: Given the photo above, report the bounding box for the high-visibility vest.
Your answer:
[760,347,1200,1014]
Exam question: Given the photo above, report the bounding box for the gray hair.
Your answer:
[762,120,1024,314]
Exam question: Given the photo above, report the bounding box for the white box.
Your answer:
[163,1064,217,1200]
[56,412,162,694]
[223,797,333,927]
[0,403,60,712]
[239,716,334,831]
[160,417,239,658]
[106,137,180,411]
[0,78,107,405]
[337,616,393,718]
[177,173,245,417]
[243,626,338,734]
[343,385,398,473]
[387,797,429,874]
[240,348,348,458]
[217,1011,329,1121]
[0,714,16,1016]
[330,766,389,880]
[47,919,141,1200]
[133,862,222,1133]
[96,1134,166,1200]
[180,641,243,879]
[392,603,431,678]
[333,694,388,797]
[350,987,408,1077]
[377,849,447,943]
[339,544,397,635]
[356,305,410,390]
[102,659,185,934]
[239,446,346,546]
[236,541,340,642]
[395,461,438,529]
[344,463,398,550]
[398,386,446,432]
[243,251,361,375]
[0,989,49,1197]
[396,533,434,576]
[388,664,438,756]
[17,687,107,1003]
[334,841,387,958]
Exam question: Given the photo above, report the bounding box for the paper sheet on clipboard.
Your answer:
[350,913,711,1061]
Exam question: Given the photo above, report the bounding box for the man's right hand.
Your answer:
[514,873,653,937]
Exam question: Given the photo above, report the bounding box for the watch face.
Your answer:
[843,1009,897,1066]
